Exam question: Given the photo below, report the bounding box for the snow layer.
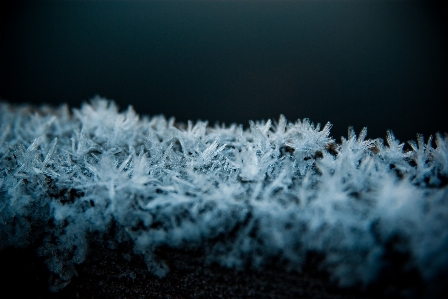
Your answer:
[1,97,447,291]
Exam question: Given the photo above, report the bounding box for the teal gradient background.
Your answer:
[1,1,447,143]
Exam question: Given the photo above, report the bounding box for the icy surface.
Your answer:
[1,97,447,291]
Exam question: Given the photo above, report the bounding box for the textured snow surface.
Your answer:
[1,97,447,291]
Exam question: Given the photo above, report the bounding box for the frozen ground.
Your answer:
[1,98,447,297]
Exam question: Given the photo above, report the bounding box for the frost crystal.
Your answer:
[1,97,447,291]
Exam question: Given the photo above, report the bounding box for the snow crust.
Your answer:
[1,97,447,291]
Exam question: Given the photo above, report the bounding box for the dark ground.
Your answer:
[2,235,446,299]
[0,243,372,299]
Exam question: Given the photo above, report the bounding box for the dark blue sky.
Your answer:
[1,1,447,143]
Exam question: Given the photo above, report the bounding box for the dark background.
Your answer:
[1,0,447,143]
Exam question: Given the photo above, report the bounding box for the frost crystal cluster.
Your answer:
[1,97,447,291]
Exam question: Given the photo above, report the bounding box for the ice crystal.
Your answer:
[0,97,447,292]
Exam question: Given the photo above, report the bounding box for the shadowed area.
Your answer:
[0,241,381,299]
[1,1,448,142]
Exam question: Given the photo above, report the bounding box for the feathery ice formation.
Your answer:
[1,97,447,292]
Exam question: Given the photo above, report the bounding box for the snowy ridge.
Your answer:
[1,97,447,292]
